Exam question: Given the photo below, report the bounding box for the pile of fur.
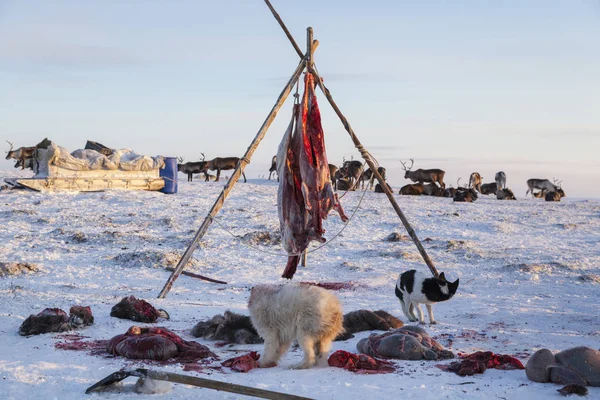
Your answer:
[19,306,94,336]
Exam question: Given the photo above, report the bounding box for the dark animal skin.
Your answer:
[191,311,263,345]
[19,306,94,336]
[110,296,169,323]
[107,326,216,361]
[357,325,454,360]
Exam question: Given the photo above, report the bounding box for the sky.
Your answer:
[1,0,599,197]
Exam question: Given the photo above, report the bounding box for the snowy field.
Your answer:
[1,171,599,400]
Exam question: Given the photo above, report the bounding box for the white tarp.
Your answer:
[36,143,164,174]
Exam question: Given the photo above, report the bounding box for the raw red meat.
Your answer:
[445,351,524,376]
[328,350,395,374]
[278,73,348,279]
[221,351,260,373]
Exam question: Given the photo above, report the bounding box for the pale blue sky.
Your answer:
[1,1,599,197]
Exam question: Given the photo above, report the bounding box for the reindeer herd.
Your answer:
[177,153,246,183]
[395,159,565,202]
[3,141,567,202]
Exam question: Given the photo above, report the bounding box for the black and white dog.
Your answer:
[395,269,459,324]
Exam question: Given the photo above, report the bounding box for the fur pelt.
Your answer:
[336,310,403,341]
[191,311,263,344]
[248,283,344,369]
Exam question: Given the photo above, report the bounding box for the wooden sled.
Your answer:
[5,177,165,192]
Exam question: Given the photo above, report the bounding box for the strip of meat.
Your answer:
[278,73,348,279]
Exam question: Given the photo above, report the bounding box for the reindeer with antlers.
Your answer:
[400,159,446,189]
[526,178,565,199]
[177,153,208,182]
[5,141,38,171]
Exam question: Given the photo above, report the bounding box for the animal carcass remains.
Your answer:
[277,73,348,279]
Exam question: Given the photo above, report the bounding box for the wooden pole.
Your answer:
[86,368,313,400]
[157,57,308,299]
[308,63,439,278]
[263,0,304,59]
[142,369,313,400]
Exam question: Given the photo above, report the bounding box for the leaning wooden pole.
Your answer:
[157,57,308,298]
[308,62,439,278]
[264,0,304,59]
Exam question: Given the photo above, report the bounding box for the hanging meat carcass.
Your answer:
[278,73,348,279]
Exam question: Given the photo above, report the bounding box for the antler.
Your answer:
[400,159,414,171]
[6,140,13,153]
[200,152,205,161]
[457,177,462,188]
[177,156,184,164]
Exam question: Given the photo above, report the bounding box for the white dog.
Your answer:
[248,283,344,369]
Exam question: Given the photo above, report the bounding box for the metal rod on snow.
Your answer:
[157,56,309,299]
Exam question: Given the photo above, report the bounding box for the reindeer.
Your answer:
[453,188,478,202]
[268,155,277,181]
[6,141,38,171]
[479,182,498,195]
[423,183,443,196]
[338,158,363,190]
[469,172,483,193]
[442,178,461,198]
[14,158,35,171]
[329,164,339,190]
[204,156,246,183]
[453,178,477,202]
[496,188,516,200]
[545,191,563,202]
[400,159,445,189]
[374,182,392,193]
[526,178,564,198]
[177,155,208,182]
[399,183,424,196]
[360,166,387,190]
[495,171,506,191]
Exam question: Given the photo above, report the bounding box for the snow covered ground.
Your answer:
[1,171,599,400]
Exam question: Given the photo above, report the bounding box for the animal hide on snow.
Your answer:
[357,326,454,361]
[107,326,216,361]
[19,306,94,336]
[277,73,348,279]
[110,295,169,323]
[336,310,403,341]
[190,311,263,345]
